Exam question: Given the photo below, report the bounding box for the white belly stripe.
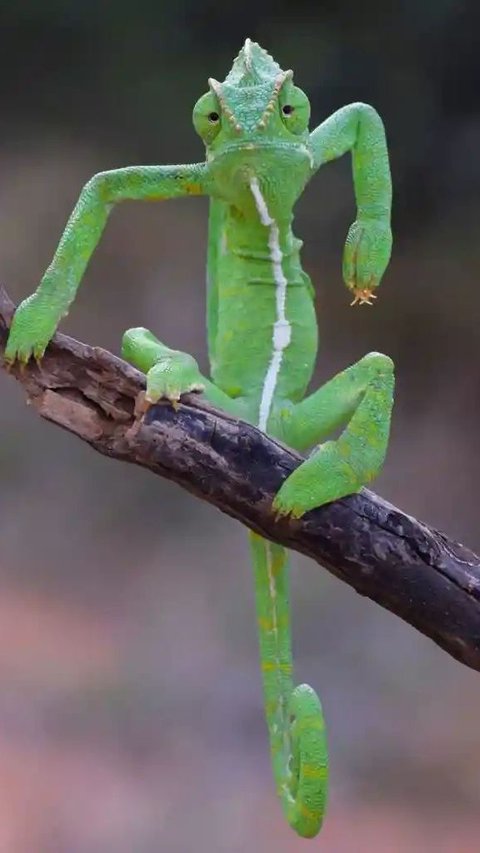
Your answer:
[249,177,291,430]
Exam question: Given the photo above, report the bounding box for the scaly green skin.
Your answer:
[5,40,394,838]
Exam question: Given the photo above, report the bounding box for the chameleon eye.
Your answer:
[280,86,310,135]
[193,92,222,143]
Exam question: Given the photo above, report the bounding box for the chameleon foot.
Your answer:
[5,293,59,365]
[121,327,204,406]
[343,217,392,302]
[145,352,204,405]
[350,287,377,306]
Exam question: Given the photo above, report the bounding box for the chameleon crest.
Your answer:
[209,39,294,133]
[5,40,394,839]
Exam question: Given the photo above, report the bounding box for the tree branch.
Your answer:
[1,286,480,672]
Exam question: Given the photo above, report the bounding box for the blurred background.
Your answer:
[0,2,479,851]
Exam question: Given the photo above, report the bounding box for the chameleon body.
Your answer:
[5,40,394,838]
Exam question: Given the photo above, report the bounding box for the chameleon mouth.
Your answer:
[209,140,312,161]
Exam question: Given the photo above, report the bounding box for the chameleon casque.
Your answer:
[5,40,394,838]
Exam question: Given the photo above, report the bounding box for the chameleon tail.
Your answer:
[248,532,328,838]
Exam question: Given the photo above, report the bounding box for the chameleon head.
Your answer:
[192,39,313,212]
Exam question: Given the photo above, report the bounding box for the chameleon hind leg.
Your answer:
[273,352,394,518]
[122,326,240,413]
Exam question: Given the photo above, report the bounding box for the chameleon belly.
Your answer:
[210,201,318,426]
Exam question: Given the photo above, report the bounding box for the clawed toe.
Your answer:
[272,495,304,521]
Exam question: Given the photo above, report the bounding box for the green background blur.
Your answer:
[0,3,479,851]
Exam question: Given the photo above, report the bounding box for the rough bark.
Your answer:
[1,286,479,672]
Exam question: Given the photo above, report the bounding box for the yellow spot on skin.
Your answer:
[258,615,289,631]
[271,554,285,576]
[301,764,328,780]
[225,385,242,397]
[294,717,325,733]
[185,183,202,195]
[261,661,292,673]
[219,287,238,298]
[298,800,319,820]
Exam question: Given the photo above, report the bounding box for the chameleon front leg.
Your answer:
[5,162,208,364]
[122,326,241,414]
[274,352,394,517]
[310,102,392,301]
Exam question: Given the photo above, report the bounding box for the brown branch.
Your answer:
[1,286,480,671]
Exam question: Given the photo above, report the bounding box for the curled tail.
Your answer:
[248,532,328,838]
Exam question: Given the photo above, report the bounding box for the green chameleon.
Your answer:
[5,40,394,838]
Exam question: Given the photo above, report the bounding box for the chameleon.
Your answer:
[5,40,394,838]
